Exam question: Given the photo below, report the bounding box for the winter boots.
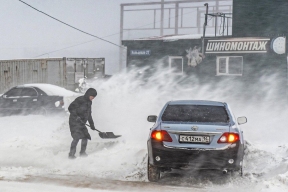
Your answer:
[79,152,88,157]
[68,154,76,159]
[68,152,88,159]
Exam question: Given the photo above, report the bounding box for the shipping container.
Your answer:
[0,57,105,94]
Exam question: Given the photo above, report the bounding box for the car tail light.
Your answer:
[151,130,172,142]
[217,132,239,143]
[55,100,64,107]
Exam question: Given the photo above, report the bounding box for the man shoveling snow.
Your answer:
[68,88,97,159]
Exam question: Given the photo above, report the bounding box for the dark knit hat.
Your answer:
[84,88,97,100]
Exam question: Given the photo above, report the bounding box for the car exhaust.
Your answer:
[222,169,228,174]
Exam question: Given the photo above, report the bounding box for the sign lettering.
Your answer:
[130,50,151,56]
[205,38,270,53]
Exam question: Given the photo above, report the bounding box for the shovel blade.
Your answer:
[99,132,121,139]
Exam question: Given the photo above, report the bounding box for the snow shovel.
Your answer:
[85,124,121,139]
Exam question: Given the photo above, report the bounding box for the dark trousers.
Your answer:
[69,138,88,156]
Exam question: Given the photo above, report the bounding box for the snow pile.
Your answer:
[22,83,81,110]
[23,83,80,97]
[0,64,288,191]
[0,114,147,182]
[136,33,215,41]
[0,180,113,192]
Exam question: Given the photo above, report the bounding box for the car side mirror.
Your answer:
[237,116,247,125]
[147,115,157,122]
[3,95,7,98]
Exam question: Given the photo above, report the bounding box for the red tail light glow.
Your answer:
[217,132,239,143]
[151,130,172,142]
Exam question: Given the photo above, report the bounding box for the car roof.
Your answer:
[167,100,225,106]
[14,84,80,97]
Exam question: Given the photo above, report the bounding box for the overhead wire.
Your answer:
[33,8,200,58]
[18,0,124,50]
[18,0,208,57]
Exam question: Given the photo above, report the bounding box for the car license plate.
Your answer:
[179,135,210,143]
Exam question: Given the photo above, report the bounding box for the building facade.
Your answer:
[122,0,288,100]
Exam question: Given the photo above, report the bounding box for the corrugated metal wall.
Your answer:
[0,59,56,93]
[0,58,105,94]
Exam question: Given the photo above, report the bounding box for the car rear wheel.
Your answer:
[239,167,243,176]
[240,159,244,177]
[230,162,244,177]
[38,107,48,116]
[147,159,160,182]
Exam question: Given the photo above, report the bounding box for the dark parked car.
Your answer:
[147,100,247,182]
[0,84,77,116]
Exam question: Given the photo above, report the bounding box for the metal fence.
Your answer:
[119,0,232,70]
[120,0,232,40]
[0,57,105,94]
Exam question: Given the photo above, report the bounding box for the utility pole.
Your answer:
[202,3,209,56]
[119,4,124,71]
[160,0,164,36]
[175,2,179,35]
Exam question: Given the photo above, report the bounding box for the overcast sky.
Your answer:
[0,0,229,75]
[0,0,156,74]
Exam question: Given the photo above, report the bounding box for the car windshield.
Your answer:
[161,105,229,123]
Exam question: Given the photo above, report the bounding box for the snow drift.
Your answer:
[0,63,288,191]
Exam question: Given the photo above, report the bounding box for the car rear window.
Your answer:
[161,105,229,123]
[34,87,47,96]
[21,88,38,97]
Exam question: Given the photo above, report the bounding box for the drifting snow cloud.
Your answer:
[0,60,288,191]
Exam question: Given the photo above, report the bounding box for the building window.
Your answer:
[216,56,243,76]
[169,56,183,74]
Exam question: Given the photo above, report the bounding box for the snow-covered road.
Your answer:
[1,112,287,192]
[1,71,288,191]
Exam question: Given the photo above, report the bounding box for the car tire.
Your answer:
[240,159,244,177]
[239,167,243,176]
[147,159,160,182]
[39,108,48,116]
[232,161,244,177]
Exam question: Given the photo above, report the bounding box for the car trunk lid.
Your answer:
[160,122,230,149]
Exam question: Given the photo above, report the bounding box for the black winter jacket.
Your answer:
[68,88,97,140]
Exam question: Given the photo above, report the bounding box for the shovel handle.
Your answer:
[85,124,103,133]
